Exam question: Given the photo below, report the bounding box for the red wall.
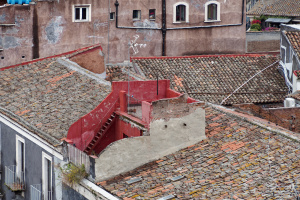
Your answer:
[66,80,191,152]
[67,91,119,150]
[112,80,170,101]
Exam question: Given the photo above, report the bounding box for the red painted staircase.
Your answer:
[84,113,116,154]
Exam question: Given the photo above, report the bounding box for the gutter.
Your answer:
[114,0,245,56]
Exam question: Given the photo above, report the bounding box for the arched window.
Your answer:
[205,1,220,22]
[173,2,189,23]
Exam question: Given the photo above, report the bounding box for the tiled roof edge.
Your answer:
[0,44,102,71]
[207,103,300,143]
[57,57,111,86]
[0,106,60,145]
[130,53,276,61]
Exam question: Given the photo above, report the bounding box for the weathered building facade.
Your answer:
[0,0,246,67]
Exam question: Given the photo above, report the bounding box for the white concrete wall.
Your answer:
[94,107,206,181]
[292,73,300,93]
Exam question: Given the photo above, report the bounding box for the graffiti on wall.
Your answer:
[129,35,146,55]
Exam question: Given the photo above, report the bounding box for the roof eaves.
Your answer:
[0,44,102,72]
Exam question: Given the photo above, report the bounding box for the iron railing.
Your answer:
[68,144,90,173]
[30,184,41,200]
[30,184,52,200]
[5,165,25,191]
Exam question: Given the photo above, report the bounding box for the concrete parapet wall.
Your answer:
[94,107,206,181]
[246,31,280,53]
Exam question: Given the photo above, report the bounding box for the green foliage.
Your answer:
[61,163,88,186]
[250,23,261,31]
[259,15,268,21]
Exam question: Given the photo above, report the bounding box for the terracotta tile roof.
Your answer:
[105,65,146,82]
[295,70,300,79]
[99,104,300,199]
[247,0,300,17]
[285,31,300,59]
[132,55,288,105]
[289,91,300,101]
[0,45,111,145]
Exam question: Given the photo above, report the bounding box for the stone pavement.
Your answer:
[99,104,300,199]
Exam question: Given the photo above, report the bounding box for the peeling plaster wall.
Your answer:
[0,5,33,67]
[94,107,206,181]
[0,0,245,67]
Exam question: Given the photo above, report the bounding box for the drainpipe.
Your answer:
[114,0,245,54]
[162,0,166,56]
[114,0,119,28]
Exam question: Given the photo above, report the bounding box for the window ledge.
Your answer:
[133,19,141,21]
[173,21,189,24]
[204,20,221,23]
[73,20,91,23]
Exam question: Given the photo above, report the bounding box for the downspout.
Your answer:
[162,0,166,56]
[114,0,245,53]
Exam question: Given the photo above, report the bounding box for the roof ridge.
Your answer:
[131,53,277,61]
[0,44,102,71]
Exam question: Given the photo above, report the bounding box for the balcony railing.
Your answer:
[68,144,90,173]
[30,184,52,200]
[5,165,25,191]
[30,184,41,200]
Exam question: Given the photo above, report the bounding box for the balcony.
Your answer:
[30,184,52,200]
[5,165,25,191]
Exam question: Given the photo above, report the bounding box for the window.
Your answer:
[72,5,91,22]
[149,9,155,20]
[42,152,52,200]
[176,5,185,21]
[173,2,189,23]
[16,135,25,180]
[205,1,220,22]
[133,10,141,20]
[110,12,115,20]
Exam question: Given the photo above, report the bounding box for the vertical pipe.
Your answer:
[115,0,119,28]
[162,0,166,56]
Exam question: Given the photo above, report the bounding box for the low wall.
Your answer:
[246,31,280,53]
[94,107,206,181]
